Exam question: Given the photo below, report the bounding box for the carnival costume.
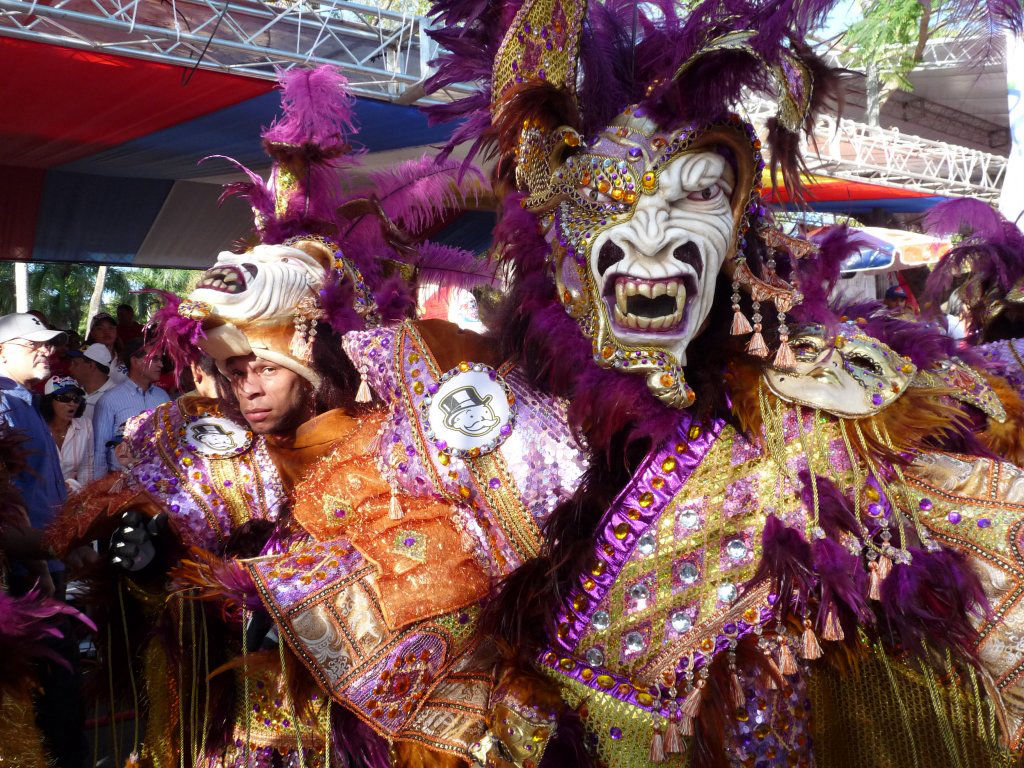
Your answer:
[167,3,1024,767]
[47,65,484,768]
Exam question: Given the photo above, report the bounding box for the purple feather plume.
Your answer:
[262,66,358,153]
[142,290,207,386]
[0,589,95,690]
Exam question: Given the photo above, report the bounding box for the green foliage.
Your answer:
[843,0,926,92]
[0,262,198,336]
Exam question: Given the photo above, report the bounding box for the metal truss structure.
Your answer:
[743,95,1007,200]
[0,0,448,101]
[823,34,1005,72]
[0,0,1010,201]
[805,115,1007,201]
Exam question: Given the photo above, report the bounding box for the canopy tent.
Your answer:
[0,38,483,268]
[763,170,954,213]
[810,226,951,273]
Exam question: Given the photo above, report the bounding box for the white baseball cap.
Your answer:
[0,313,65,345]
[72,342,114,367]
[44,375,83,396]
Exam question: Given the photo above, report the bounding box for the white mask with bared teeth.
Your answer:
[590,152,735,366]
[190,243,328,323]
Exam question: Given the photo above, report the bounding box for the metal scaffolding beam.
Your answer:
[0,0,456,101]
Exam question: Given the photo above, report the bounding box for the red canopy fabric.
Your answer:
[0,38,274,168]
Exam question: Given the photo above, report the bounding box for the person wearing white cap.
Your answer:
[67,342,115,420]
[41,376,93,493]
[0,313,67,540]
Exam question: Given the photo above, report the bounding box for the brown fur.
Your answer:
[980,373,1024,466]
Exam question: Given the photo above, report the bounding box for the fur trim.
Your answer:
[979,373,1024,466]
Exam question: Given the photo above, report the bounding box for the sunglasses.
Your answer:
[54,393,83,404]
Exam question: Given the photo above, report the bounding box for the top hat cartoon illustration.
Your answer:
[438,386,499,436]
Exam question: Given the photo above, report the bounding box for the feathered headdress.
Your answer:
[149,66,493,386]
[923,198,1024,338]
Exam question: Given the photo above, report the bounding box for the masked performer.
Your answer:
[47,65,485,768]
[200,1,1024,766]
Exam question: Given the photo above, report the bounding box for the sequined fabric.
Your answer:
[122,396,285,549]
[906,451,1024,749]
[245,541,492,759]
[342,321,589,579]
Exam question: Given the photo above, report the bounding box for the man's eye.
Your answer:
[686,184,723,202]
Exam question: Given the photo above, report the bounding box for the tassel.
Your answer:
[649,728,666,763]
[388,489,404,520]
[764,656,781,689]
[730,672,745,708]
[773,339,796,369]
[868,561,882,601]
[876,554,893,580]
[801,619,822,660]
[679,685,702,719]
[664,719,682,754]
[731,309,753,335]
[821,607,844,642]
[678,715,694,737]
[355,374,372,403]
[778,640,798,674]
[746,331,769,358]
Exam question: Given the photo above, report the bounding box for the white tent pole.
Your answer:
[1000,31,1024,223]
[14,262,28,313]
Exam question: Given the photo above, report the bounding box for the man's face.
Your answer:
[0,339,54,384]
[224,354,310,435]
[90,320,117,347]
[68,356,88,380]
[130,354,162,385]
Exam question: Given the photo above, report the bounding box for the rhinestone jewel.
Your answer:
[637,532,656,555]
[679,563,699,585]
[592,610,611,630]
[670,611,692,633]
[624,631,645,653]
[629,584,650,601]
[679,509,699,529]
[718,582,738,602]
[585,647,605,666]
[726,538,747,559]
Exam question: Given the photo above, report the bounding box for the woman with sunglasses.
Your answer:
[40,376,93,493]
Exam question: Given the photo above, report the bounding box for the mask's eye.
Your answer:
[577,185,614,205]
[846,351,883,377]
[686,184,723,202]
[791,340,822,361]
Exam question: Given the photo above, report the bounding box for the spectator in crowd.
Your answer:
[0,314,87,768]
[0,314,66,544]
[190,355,223,399]
[116,303,143,344]
[93,337,170,477]
[86,312,126,383]
[883,285,915,320]
[66,343,114,420]
[41,376,92,493]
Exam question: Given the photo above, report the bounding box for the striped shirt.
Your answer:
[93,378,170,476]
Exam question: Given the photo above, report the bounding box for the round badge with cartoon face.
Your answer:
[423,363,516,458]
[181,416,253,459]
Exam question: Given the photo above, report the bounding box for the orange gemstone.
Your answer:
[573,595,589,612]
[613,522,630,539]
[637,492,654,508]
[651,477,665,490]
[597,180,610,194]
[597,675,615,690]
[413,381,425,395]
[688,425,702,440]
[559,658,575,670]
[660,373,675,387]
[627,508,640,520]
[581,668,595,681]
[458,361,471,372]
[591,560,606,576]
[582,578,596,591]
[601,345,615,360]
[662,457,677,472]
[439,454,450,466]
[624,193,637,204]
[611,188,624,201]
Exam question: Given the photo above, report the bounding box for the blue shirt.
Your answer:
[93,378,170,476]
[0,378,67,571]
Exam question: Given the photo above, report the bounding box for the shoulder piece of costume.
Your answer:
[979,338,1024,399]
[122,395,286,550]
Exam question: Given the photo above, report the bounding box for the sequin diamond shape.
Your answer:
[392,530,427,563]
